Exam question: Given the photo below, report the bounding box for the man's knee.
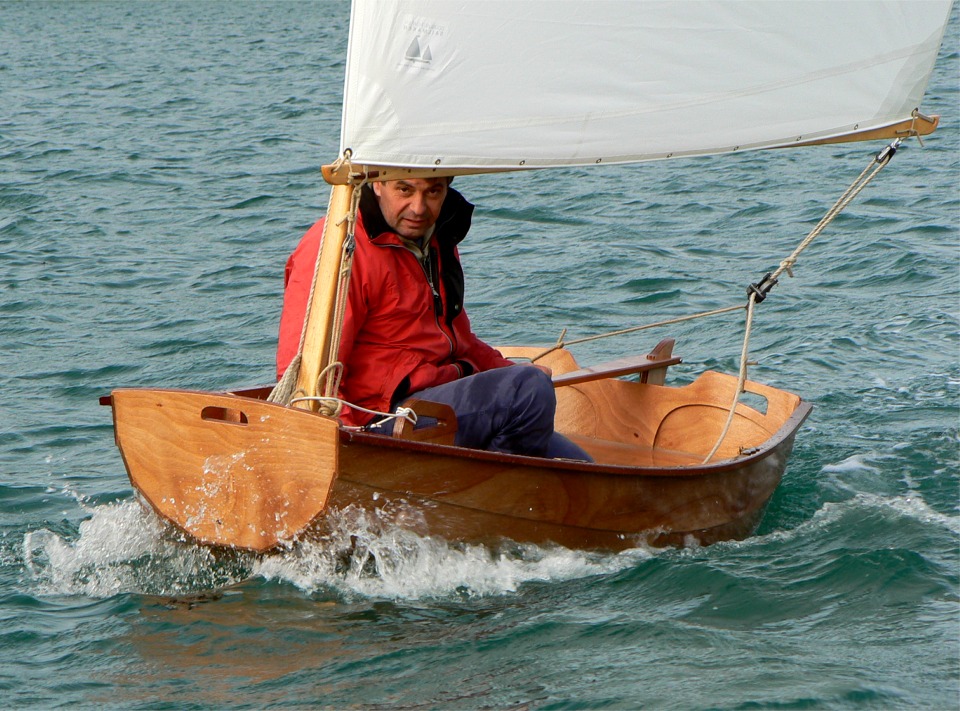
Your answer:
[511,365,555,406]
[502,366,557,438]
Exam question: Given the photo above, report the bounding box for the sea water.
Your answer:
[1,2,957,708]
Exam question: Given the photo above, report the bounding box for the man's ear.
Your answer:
[372,182,383,198]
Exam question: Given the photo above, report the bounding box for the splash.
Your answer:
[23,498,253,598]
[22,498,651,601]
[256,504,651,600]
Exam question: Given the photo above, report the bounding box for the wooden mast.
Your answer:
[293,182,356,411]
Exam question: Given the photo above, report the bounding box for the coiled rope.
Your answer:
[268,150,365,415]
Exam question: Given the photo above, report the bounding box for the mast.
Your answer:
[293,183,355,411]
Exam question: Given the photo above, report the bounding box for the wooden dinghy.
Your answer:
[102,1,945,555]
[104,338,811,553]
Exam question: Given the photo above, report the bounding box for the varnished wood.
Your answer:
[111,389,339,552]
[793,114,939,147]
[551,338,680,387]
[294,183,355,408]
[321,163,521,185]
[111,344,811,552]
[391,398,458,445]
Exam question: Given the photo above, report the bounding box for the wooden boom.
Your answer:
[321,116,939,185]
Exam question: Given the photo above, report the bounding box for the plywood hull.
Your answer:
[107,347,811,553]
[327,406,806,550]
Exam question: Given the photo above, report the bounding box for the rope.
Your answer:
[268,150,364,412]
[530,305,745,363]
[771,141,899,284]
[701,294,759,464]
[701,139,903,463]
[317,179,365,412]
[267,175,340,405]
[287,396,419,431]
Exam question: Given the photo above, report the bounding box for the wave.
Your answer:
[21,498,653,602]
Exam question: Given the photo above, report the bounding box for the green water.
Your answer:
[1,2,957,708]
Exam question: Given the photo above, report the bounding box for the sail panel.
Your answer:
[340,0,950,170]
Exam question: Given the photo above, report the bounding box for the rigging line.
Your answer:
[288,395,418,430]
[701,138,903,464]
[268,149,361,407]
[530,304,745,363]
[318,173,366,415]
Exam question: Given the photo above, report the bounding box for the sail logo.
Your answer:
[405,37,432,65]
[399,15,446,72]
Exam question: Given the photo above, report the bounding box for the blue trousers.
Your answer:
[374,366,592,461]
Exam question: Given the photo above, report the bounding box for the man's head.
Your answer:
[372,177,450,240]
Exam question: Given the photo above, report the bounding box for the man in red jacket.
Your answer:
[277,177,590,460]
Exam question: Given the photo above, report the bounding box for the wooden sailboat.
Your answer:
[102,1,951,554]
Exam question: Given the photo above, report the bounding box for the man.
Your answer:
[277,177,590,461]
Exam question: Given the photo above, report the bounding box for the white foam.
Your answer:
[22,498,244,598]
[821,454,882,474]
[254,505,651,601]
[22,499,652,601]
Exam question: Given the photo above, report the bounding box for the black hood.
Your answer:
[358,183,474,247]
[358,183,474,327]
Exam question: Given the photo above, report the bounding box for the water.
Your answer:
[2,2,957,708]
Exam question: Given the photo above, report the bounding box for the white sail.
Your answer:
[339,0,951,171]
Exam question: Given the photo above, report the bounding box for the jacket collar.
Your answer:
[358,183,474,248]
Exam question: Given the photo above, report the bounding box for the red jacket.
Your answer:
[277,186,513,426]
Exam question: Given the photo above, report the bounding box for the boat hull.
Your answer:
[328,403,808,551]
[106,346,811,553]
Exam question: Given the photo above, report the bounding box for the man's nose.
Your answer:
[409,192,427,214]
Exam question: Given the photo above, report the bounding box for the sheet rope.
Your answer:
[699,138,904,462]
[531,139,904,462]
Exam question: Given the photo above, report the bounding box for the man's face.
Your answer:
[372,178,448,239]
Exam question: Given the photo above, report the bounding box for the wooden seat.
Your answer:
[391,398,458,445]
[551,338,681,387]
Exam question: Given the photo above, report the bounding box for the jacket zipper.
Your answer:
[423,247,457,357]
[386,243,457,358]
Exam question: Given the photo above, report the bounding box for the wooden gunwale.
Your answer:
[225,381,813,476]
